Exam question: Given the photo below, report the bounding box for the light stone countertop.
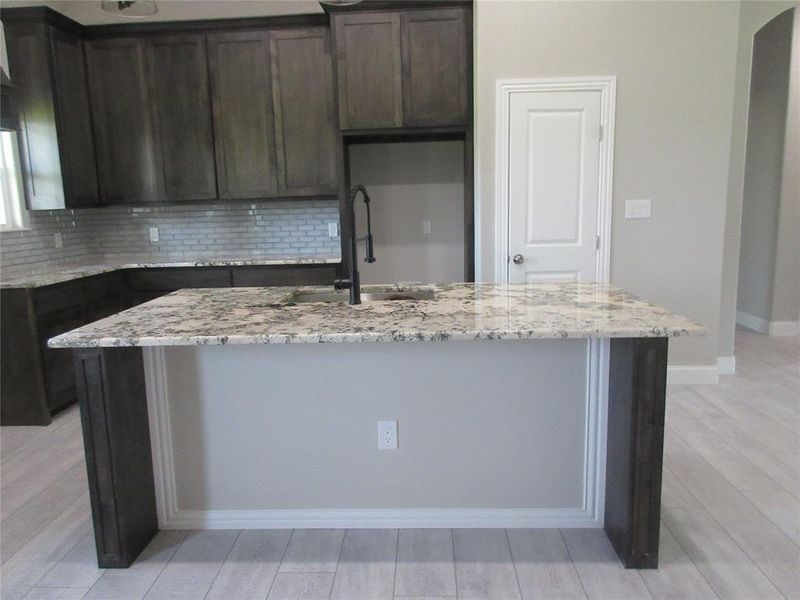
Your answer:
[48,282,705,348]
[0,257,341,289]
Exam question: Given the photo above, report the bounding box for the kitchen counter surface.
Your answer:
[0,257,341,289]
[49,282,705,348]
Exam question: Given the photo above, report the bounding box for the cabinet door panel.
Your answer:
[401,9,468,127]
[86,38,162,204]
[208,31,278,199]
[270,28,338,196]
[49,27,100,206]
[333,12,402,129]
[5,23,65,210]
[147,35,217,201]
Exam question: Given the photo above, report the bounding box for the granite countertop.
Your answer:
[0,257,341,289]
[48,282,705,348]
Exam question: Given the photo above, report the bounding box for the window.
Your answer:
[0,130,29,231]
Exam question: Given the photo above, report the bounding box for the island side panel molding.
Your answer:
[604,336,668,569]
[73,347,158,568]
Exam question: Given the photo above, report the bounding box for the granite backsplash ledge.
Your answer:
[0,200,342,272]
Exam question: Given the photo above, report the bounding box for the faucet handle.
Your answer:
[334,278,352,290]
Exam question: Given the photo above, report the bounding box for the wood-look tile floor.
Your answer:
[1,328,797,599]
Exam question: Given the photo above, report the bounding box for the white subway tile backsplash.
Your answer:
[0,201,341,272]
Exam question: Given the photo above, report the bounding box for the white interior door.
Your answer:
[507,89,602,283]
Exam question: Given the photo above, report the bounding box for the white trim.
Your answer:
[164,508,600,530]
[768,321,800,337]
[736,310,799,336]
[736,310,769,334]
[666,365,719,385]
[493,76,616,284]
[144,345,605,530]
[716,355,736,376]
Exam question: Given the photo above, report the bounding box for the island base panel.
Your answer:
[72,337,669,569]
[605,337,668,569]
[73,347,158,568]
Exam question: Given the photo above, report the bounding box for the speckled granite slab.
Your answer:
[48,283,705,348]
[0,257,341,289]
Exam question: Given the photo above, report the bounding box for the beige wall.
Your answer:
[476,1,740,367]
[719,1,797,353]
[737,9,794,323]
[1,0,322,23]
[772,9,800,323]
[350,142,465,285]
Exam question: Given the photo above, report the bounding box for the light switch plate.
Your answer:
[422,220,432,235]
[625,199,652,219]
[149,226,160,243]
[328,222,339,238]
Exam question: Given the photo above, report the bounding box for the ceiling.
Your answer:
[1,0,324,25]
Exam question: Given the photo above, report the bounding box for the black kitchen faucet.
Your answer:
[334,184,375,304]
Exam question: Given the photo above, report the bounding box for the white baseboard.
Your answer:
[162,508,601,530]
[768,321,799,337]
[667,365,719,385]
[737,310,798,336]
[716,355,736,376]
[736,310,769,334]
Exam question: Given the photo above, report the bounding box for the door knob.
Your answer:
[512,253,524,265]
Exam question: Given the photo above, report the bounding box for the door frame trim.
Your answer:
[493,76,616,284]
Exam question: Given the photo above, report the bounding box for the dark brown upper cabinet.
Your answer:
[333,12,402,130]
[4,21,100,209]
[269,27,338,196]
[401,9,468,127]
[147,35,218,201]
[86,38,163,204]
[207,31,278,200]
[331,7,468,130]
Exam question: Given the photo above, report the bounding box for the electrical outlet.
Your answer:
[624,199,652,220]
[422,220,432,235]
[53,233,63,248]
[377,420,397,450]
[328,222,339,238]
[149,226,160,243]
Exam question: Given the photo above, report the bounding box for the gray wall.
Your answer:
[1,201,340,272]
[476,0,740,367]
[164,340,589,512]
[350,142,465,284]
[736,9,797,324]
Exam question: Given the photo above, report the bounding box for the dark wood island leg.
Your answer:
[605,337,668,569]
[73,347,158,568]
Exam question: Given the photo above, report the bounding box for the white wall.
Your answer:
[719,1,797,355]
[350,142,465,284]
[476,1,740,367]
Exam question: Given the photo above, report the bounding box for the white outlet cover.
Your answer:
[377,420,397,450]
[149,226,160,242]
[53,232,63,248]
[328,222,339,238]
[422,220,432,235]
[624,199,652,220]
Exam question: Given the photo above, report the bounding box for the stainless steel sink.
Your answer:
[288,290,435,304]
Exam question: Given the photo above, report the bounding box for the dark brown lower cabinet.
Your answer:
[0,263,338,425]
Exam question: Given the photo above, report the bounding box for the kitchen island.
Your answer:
[49,282,703,570]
